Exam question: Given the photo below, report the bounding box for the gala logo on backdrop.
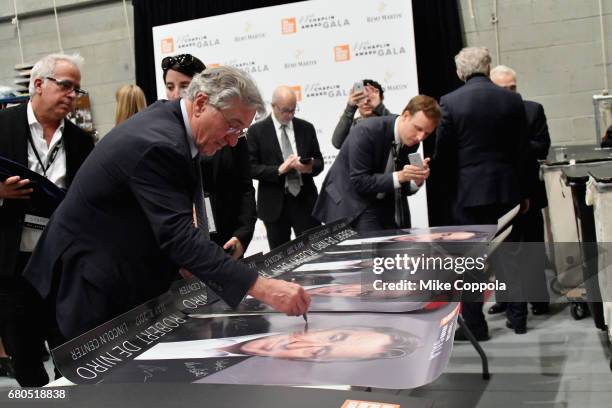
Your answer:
[334,44,351,62]
[160,38,174,54]
[282,18,297,34]
[290,86,302,101]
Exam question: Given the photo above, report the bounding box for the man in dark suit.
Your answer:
[0,54,94,386]
[313,95,440,232]
[161,54,256,258]
[202,141,257,257]
[248,85,323,250]
[489,64,551,316]
[23,67,310,342]
[435,47,530,340]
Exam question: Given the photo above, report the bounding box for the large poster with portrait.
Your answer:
[152,0,423,255]
[51,224,498,387]
[99,305,460,389]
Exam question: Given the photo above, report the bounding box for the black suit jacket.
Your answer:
[247,115,323,222]
[435,75,529,211]
[313,115,417,224]
[202,139,256,249]
[524,100,550,209]
[0,102,93,278]
[23,100,258,339]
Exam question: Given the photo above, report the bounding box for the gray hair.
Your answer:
[186,65,266,116]
[29,53,84,94]
[490,65,517,80]
[454,47,491,81]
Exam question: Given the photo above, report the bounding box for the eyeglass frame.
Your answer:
[212,105,248,138]
[44,76,88,96]
[272,103,296,115]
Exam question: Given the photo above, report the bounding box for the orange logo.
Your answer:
[290,86,302,101]
[341,400,400,408]
[334,44,350,62]
[160,38,174,54]
[208,63,221,68]
[282,18,297,34]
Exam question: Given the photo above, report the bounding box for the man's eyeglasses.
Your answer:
[161,54,206,73]
[45,77,87,96]
[272,104,296,115]
[214,106,248,138]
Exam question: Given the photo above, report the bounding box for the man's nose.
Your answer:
[225,133,239,147]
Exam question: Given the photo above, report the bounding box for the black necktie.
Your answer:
[393,144,411,228]
[193,157,210,238]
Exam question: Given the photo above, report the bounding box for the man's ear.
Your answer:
[193,92,209,115]
[34,78,44,95]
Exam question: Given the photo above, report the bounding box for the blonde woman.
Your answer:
[114,84,146,125]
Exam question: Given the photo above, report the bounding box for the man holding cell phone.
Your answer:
[331,79,392,149]
[313,95,440,232]
[248,85,324,249]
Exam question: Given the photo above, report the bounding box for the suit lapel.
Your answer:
[265,116,284,163]
[382,116,396,170]
[293,119,305,156]
[13,103,30,166]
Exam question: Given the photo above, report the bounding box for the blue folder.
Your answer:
[0,155,66,217]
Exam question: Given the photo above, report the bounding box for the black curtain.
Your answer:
[411,0,464,226]
[132,0,464,225]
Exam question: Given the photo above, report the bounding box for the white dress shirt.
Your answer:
[393,116,419,193]
[270,113,298,158]
[19,101,67,252]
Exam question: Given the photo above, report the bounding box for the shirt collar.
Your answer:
[27,100,65,132]
[180,98,199,159]
[271,112,293,132]
[393,116,401,146]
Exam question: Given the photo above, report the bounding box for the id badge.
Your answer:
[204,193,217,234]
[19,214,49,252]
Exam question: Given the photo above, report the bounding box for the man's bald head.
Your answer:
[271,85,297,125]
[490,65,517,92]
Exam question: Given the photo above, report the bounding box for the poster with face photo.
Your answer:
[334,225,496,248]
[196,266,459,314]
[104,303,460,389]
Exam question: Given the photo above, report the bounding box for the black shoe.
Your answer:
[454,326,490,342]
[505,320,527,334]
[0,357,14,378]
[531,304,549,315]
[487,303,507,315]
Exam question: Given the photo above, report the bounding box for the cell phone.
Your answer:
[408,152,424,168]
[353,81,364,93]
[225,244,236,256]
[299,157,314,164]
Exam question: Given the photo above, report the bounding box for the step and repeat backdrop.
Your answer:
[152,0,423,255]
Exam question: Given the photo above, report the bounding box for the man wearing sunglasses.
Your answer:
[0,53,94,386]
[161,54,256,261]
[24,66,311,344]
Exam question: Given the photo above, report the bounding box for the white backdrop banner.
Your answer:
[152,0,426,256]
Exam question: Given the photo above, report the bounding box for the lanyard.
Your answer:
[27,132,63,177]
